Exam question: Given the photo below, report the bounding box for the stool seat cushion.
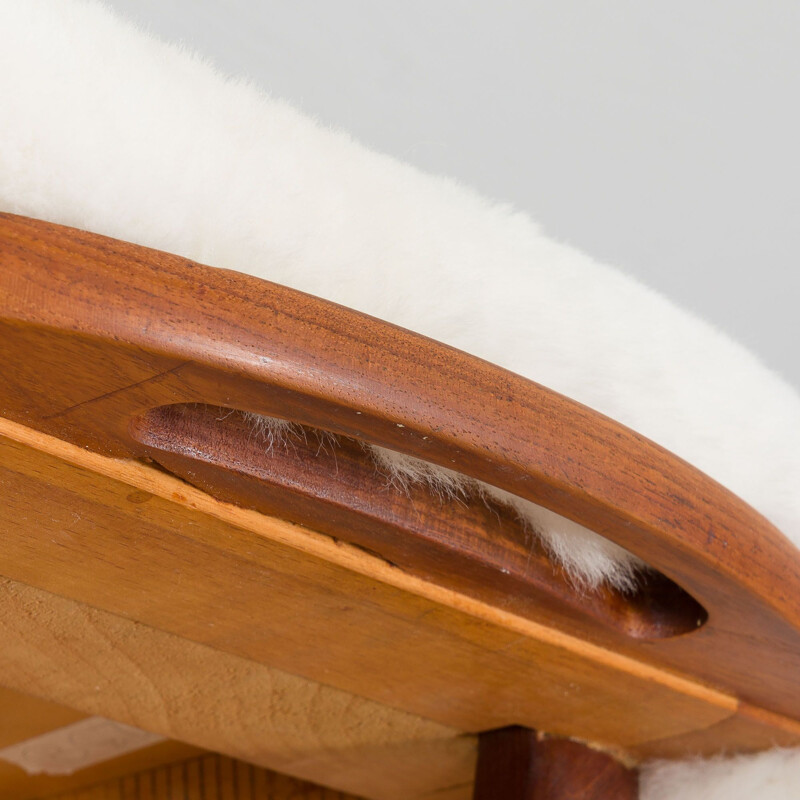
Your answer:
[0,3,798,797]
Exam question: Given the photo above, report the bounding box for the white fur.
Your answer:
[2,1,800,795]
[641,749,800,800]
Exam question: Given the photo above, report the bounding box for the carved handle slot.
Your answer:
[131,403,708,640]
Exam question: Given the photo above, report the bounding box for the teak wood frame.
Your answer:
[2,213,800,798]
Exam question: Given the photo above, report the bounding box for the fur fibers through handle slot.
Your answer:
[131,402,707,640]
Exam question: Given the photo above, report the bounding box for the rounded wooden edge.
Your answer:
[2,213,798,613]
[3,212,800,721]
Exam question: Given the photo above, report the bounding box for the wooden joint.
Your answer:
[473,727,638,800]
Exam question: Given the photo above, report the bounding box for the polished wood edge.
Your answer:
[739,702,800,739]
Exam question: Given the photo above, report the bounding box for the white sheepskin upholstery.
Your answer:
[1,2,799,795]
[640,749,800,800]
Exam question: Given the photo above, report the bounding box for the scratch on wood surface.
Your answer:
[42,362,191,420]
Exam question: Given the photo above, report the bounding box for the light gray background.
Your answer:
[107,1,799,389]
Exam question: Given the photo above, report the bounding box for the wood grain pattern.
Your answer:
[42,754,363,800]
[0,418,737,751]
[3,214,800,747]
[473,728,638,800]
[0,575,475,800]
[2,213,800,723]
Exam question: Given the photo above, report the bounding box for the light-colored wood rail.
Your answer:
[5,413,800,769]
[0,417,738,751]
[0,575,474,800]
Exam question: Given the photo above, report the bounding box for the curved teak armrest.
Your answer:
[1,212,800,724]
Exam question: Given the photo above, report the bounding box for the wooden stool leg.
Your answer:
[473,727,638,800]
